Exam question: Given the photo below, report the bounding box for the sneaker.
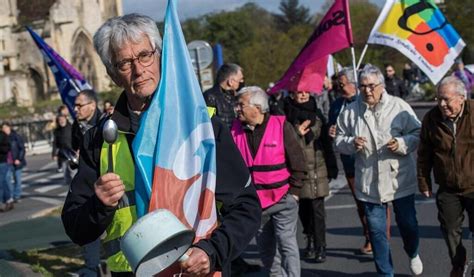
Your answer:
[410,254,423,276]
[359,240,373,255]
[13,198,21,203]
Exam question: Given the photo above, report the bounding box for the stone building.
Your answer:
[0,0,122,106]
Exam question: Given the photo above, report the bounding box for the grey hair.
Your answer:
[237,86,269,113]
[216,63,242,84]
[438,75,467,97]
[337,67,356,84]
[359,63,385,87]
[93,13,162,75]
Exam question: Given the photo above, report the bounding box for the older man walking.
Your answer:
[231,86,306,277]
[418,76,474,277]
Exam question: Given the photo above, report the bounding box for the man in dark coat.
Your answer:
[2,122,26,202]
[203,63,245,129]
[384,64,409,99]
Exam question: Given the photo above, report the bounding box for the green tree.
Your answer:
[274,0,311,32]
[181,3,274,66]
[240,24,313,88]
[444,0,474,63]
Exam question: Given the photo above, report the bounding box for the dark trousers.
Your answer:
[436,189,474,269]
[299,197,326,247]
[346,176,391,241]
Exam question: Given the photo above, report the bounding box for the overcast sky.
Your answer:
[122,0,384,21]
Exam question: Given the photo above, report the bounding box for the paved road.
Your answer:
[0,153,68,228]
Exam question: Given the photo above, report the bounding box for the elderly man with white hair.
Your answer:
[418,76,474,277]
[334,64,423,276]
[61,13,262,277]
[231,86,306,277]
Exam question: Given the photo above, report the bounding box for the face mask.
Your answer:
[237,81,245,92]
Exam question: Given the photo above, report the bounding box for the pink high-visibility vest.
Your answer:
[231,116,290,209]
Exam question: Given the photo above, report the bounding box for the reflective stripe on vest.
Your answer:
[100,132,136,273]
[231,116,291,209]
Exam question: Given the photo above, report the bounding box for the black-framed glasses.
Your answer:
[74,102,92,109]
[115,48,157,73]
[359,83,382,92]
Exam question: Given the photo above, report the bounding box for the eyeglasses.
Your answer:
[359,83,382,92]
[74,102,92,109]
[115,49,157,73]
[435,96,461,106]
[234,102,254,111]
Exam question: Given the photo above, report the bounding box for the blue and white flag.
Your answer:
[132,0,218,243]
[26,27,92,118]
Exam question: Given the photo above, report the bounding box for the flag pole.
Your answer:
[350,46,358,86]
[357,44,369,70]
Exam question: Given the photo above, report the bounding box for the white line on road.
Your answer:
[58,191,68,197]
[39,161,56,171]
[326,199,436,210]
[22,173,63,188]
[30,197,64,205]
[35,184,63,193]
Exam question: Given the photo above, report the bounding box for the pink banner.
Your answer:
[270,0,352,94]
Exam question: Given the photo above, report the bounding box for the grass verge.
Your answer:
[9,244,84,276]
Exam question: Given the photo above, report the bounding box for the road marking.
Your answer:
[35,185,63,193]
[30,197,63,205]
[22,172,62,183]
[22,172,49,182]
[39,161,56,171]
[22,173,63,188]
[326,199,436,210]
[58,191,68,197]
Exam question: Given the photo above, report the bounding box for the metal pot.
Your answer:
[120,209,195,276]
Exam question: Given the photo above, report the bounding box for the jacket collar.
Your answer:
[110,91,133,132]
[432,99,472,122]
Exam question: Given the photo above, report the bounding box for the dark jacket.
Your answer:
[0,131,10,163]
[71,108,103,152]
[239,113,307,196]
[285,97,338,199]
[328,96,357,177]
[61,92,261,276]
[385,75,408,99]
[52,122,72,157]
[8,130,26,169]
[203,85,237,129]
[417,100,474,194]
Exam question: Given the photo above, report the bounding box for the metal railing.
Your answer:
[12,119,55,155]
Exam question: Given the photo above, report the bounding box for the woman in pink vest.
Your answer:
[231,86,307,277]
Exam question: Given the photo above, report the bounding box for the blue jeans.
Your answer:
[363,194,419,277]
[11,167,22,200]
[0,163,13,203]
